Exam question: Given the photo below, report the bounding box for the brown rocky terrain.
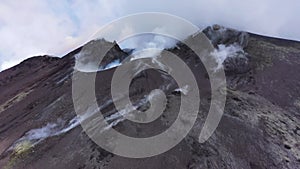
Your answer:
[0,25,299,169]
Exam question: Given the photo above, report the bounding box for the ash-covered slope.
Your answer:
[0,25,299,169]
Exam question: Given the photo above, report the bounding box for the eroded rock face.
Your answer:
[203,25,250,74]
[223,53,250,74]
[203,25,253,89]
[203,24,249,48]
[75,39,129,71]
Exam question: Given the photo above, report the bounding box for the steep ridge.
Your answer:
[0,25,299,169]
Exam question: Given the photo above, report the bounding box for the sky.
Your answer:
[0,0,299,71]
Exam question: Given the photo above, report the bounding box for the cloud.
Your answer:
[0,0,299,70]
[0,0,120,70]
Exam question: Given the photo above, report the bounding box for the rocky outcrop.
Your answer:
[75,39,129,71]
[203,24,249,48]
[202,25,250,78]
[203,25,253,88]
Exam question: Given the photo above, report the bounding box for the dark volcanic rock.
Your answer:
[75,39,128,70]
[203,25,252,77]
[0,27,299,169]
[203,24,249,48]
[223,53,250,74]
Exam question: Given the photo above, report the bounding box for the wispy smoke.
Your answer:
[212,44,245,69]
